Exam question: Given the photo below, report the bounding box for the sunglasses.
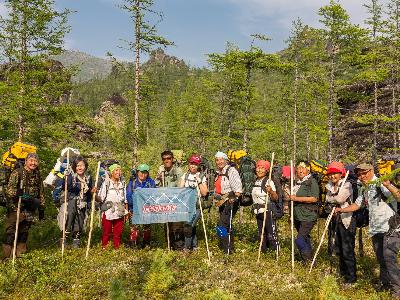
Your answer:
[162,157,173,161]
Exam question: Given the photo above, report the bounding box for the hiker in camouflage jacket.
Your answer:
[3,153,45,259]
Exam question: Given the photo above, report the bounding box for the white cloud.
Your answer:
[224,0,391,36]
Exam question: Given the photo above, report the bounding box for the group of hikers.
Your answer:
[2,144,400,297]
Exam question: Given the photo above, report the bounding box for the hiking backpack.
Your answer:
[343,165,368,228]
[238,155,256,206]
[197,156,214,209]
[270,165,285,219]
[309,160,329,218]
[259,171,284,219]
[0,142,37,207]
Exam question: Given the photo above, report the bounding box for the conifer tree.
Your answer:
[0,0,70,142]
[120,0,173,166]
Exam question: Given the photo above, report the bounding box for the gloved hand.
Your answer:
[38,207,45,220]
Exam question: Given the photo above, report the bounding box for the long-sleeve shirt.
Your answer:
[6,167,45,210]
[126,177,156,211]
[98,180,126,220]
[325,179,353,228]
[214,165,242,195]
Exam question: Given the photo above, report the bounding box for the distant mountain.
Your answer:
[52,50,115,82]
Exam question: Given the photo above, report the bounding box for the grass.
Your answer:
[0,206,396,299]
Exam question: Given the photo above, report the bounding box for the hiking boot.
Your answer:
[16,243,27,257]
[72,239,80,248]
[2,244,12,260]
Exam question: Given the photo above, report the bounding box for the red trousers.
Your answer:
[102,213,124,249]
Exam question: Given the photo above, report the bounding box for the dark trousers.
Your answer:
[167,222,185,250]
[184,209,201,250]
[294,219,315,261]
[256,210,278,252]
[372,233,391,288]
[65,198,86,239]
[5,210,32,245]
[384,231,400,295]
[372,232,400,295]
[335,217,357,283]
[218,201,239,253]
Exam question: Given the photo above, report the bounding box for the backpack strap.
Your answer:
[260,177,269,194]
[215,166,231,181]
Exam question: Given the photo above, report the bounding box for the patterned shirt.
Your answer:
[98,180,127,220]
[214,165,242,195]
[355,175,396,236]
[6,167,45,210]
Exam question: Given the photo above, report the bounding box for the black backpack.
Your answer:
[260,175,284,219]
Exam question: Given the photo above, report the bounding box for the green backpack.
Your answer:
[239,156,256,206]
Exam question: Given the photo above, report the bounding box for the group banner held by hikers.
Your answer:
[2,142,400,297]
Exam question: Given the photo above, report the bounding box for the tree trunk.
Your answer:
[283,111,289,164]
[327,55,335,163]
[372,81,378,165]
[242,63,252,151]
[293,66,299,163]
[133,0,141,166]
[18,1,28,142]
[219,85,225,148]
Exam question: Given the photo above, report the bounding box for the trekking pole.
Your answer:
[61,151,70,260]
[270,209,279,261]
[227,203,233,256]
[257,152,275,263]
[12,176,24,267]
[309,170,349,273]
[85,161,101,259]
[196,185,211,264]
[290,160,295,272]
[162,171,170,251]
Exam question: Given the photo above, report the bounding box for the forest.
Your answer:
[0,0,400,299]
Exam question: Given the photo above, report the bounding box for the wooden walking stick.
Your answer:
[196,184,211,264]
[12,177,24,266]
[162,171,171,251]
[85,161,101,259]
[61,151,70,259]
[309,170,349,273]
[290,160,295,272]
[257,152,275,263]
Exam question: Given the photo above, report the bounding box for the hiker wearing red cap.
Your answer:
[252,160,278,252]
[281,165,294,214]
[179,154,208,251]
[325,161,356,285]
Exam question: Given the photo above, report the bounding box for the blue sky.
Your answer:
[0,0,391,67]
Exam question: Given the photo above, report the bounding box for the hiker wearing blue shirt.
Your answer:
[125,164,156,247]
[336,163,400,296]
